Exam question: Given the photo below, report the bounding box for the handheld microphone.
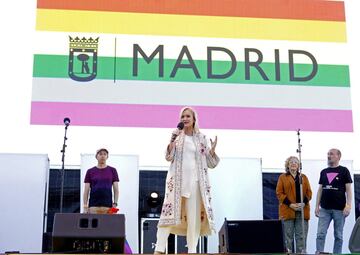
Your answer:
[171,122,184,142]
[177,122,184,130]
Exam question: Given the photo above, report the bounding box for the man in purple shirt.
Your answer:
[83,148,119,214]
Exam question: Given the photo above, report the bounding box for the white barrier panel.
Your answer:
[208,157,263,253]
[0,153,49,253]
[80,154,139,253]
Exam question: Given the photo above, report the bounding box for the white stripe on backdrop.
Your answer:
[32,78,351,110]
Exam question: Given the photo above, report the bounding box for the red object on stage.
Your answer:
[108,207,119,214]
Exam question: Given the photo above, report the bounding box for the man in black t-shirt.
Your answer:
[315,148,353,254]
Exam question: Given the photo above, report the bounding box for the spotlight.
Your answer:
[150,192,159,199]
[147,191,160,208]
[146,190,161,216]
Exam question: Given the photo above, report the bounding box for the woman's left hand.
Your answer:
[210,136,217,156]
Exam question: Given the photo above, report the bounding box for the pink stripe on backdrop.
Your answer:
[30,102,353,132]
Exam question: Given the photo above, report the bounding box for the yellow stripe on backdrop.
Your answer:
[36,9,347,43]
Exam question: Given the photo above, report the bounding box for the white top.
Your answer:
[181,135,198,198]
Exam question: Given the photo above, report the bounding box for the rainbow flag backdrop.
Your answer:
[31,0,352,132]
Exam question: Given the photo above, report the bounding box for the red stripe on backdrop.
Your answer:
[37,0,345,22]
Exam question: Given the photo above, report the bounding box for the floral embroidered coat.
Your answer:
[158,131,220,236]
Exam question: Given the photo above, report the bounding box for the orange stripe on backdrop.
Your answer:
[37,0,345,22]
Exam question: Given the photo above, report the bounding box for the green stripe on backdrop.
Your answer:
[33,54,350,87]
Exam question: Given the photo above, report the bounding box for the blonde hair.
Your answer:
[179,106,200,133]
[284,156,299,173]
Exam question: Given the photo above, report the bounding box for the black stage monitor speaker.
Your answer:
[52,213,125,253]
[141,218,159,254]
[219,219,286,253]
[349,217,360,253]
[140,218,205,254]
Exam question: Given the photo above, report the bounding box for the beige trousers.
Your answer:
[89,206,110,214]
[155,181,201,253]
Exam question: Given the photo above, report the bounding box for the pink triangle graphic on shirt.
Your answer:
[327,172,338,184]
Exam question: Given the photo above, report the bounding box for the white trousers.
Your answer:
[155,181,202,253]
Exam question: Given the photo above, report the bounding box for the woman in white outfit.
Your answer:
[154,107,220,254]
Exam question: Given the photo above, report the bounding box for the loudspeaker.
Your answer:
[140,218,174,253]
[141,218,159,253]
[349,217,360,252]
[140,218,206,253]
[52,213,125,253]
[219,219,286,253]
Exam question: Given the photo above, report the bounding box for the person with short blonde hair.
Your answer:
[154,107,219,254]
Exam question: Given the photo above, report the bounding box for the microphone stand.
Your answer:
[59,122,69,213]
[296,129,306,253]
